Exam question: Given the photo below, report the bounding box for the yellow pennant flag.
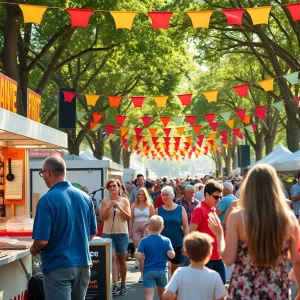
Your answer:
[202,89,219,103]
[208,133,216,140]
[110,11,137,29]
[120,127,129,137]
[246,6,272,25]
[153,96,168,108]
[258,78,274,92]
[225,119,235,129]
[85,94,100,106]
[185,136,193,145]
[148,128,158,137]
[176,127,185,136]
[186,11,213,29]
[244,115,251,124]
[19,4,47,24]
[124,134,131,139]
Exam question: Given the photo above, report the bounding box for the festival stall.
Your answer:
[0,72,68,300]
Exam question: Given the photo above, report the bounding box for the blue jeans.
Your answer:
[206,259,226,284]
[143,270,168,288]
[102,233,128,254]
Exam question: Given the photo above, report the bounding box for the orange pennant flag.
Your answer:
[92,113,104,123]
[110,11,137,29]
[176,127,185,136]
[192,125,202,135]
[19,4,47,24]
[225,119,235,129]
[160,116,171,127]
[132,140,138,148]
[185,136,193,145]
[108,96,122,107]
[258,78,274,92]
[153,96,168,108]
[148,128,158,137]
[244,115,251,124]
[85,94,100,106]
[208,133,216,140]
[186,11,213,29]
[202,90,219,103]
[120,127,129,138]
[246,6,272,25]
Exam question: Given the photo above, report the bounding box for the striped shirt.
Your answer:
[175,197,199,224]
[290,182,300,216]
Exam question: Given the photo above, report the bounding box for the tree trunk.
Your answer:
[254,137,264,161]
[109,139,122,164]
[122,148,132,168]
[230,147,237,170]
[286,117,300,152]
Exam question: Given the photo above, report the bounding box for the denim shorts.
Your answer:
[102,233,128,254]
[143,270,168,288]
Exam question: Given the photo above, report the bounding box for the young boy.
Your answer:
[136,215,175,300]
[163,232,227,300]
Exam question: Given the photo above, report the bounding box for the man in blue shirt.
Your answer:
[30,156,97,300]
[129,174,145,202]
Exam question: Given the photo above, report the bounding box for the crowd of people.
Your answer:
[30,155,300,300]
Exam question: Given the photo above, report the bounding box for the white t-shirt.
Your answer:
[165,266,227,300]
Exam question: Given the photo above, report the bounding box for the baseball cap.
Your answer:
[223,181,233,192]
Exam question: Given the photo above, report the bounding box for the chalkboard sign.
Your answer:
[85,239,112,300]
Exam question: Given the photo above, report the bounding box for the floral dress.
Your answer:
[228,240,290,300]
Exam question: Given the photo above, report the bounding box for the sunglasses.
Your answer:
[108,185,117,188]
[211,194,222,200]
[39,170,47,177]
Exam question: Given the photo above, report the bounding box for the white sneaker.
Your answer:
[134,260,139,269]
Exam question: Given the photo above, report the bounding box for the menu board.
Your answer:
[85,242,111,300]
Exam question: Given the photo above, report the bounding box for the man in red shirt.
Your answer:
[189,180,225,284]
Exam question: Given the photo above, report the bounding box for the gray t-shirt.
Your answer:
[165,266,227,300]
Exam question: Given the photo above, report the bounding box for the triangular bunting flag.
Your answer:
[19,4,47,24]
[204,113,215,124]
[203,90,219,102]
[258,78,274,92]
[185,116,197,126]
[245,125,254,133]
[131,96,145,107]
[226,119,235,129]
[164,137,171,144]
[246,6,272,25]
[220,131,228,144]
[106,125,115,136]
[232,128,243,139]
[252,124,257,132]
[152,137,159,144]
[148,128,158,137]
[208,133,216,140]
[173,116,183,126]
[90,122,100,132]
[76,111,86,121]
[120,127,129,138]
[185,136,193,145]
[272,101,284,112]
[176,127,185,136]
[92,113,104,123]
[186,10,213,29]
[115,116,127,126]
[85,94,100,106]
[221,8,244,26]
[153,96,168,107]
[209,122,219,131]
[255,105,266,120]
[163,128,172,137]
[285,3,300,21]
[141,116,152,127]
[110,11,137,29]
[62,91,76,103]
[148,12,173,29]
[108,96,122,107]
[220,112,231,121]
[160,116,171,127]
[283,72,299,85]
[235,109,247,121]
[244,115,251,124]
[67,8,94,27]
[178,94,192,106]
[134,128,144,136]
[192,125,202,135]
[233,84,249,97]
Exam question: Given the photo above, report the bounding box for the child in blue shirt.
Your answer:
[136,215,175,300]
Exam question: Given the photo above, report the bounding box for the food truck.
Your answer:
[0,72,68,300]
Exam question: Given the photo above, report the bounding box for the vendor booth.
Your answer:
[0,72,68,300]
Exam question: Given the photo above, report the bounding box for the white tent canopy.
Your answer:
[271,149,300,172]
[247,145,292,169]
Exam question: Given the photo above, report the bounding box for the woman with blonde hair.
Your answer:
[208,164,300,299]
[100,179,131,296]
[129,187,154,283]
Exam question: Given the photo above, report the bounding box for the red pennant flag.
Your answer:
[233,84,249,97]
[152,137,159,144]
[136,135,143,143]
[148,12,173,29]
[90,122,97,131]
[163,128,172,137]
[192,125,202,135]
[173,137,181,144]
[235,109,247,121]
[285,3,300,21]
[295,97,300,104]
[134,128,143,136]
[132,96,145,107]
[255,105,266,120]
[108,96,122,107]
[141,116,152,127]
[62,91,76,103]
[67,8,94,27]
[106,125,115,136]
[252,124,257,132]
[115,116,127,126]
[203,146,208,155]
[220,131,228,144]
[208,140,214,146]
[92,113,104,123]
[197,135,204,147]
[121,138,127,145]
[124,143,130,149]
[221,8,245,25]
[185,115,197,126]
[178,94,192,106]
[160,116,171,127]
[164,137,171,144]
[204,113,215,124]
[209,122,219,131]
[232,128,243,139]
[142,141,148,148]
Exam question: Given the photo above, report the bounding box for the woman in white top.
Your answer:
[129,187,154,282]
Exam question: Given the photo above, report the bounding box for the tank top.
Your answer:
[102,197,129,234]
[134,206,150,222]
[158,205,183,247]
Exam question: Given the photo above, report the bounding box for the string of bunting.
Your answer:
[3,2,300,29]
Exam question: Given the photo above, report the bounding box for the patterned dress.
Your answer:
[228,240,290,300]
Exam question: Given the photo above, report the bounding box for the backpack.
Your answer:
[28,272,45,300]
